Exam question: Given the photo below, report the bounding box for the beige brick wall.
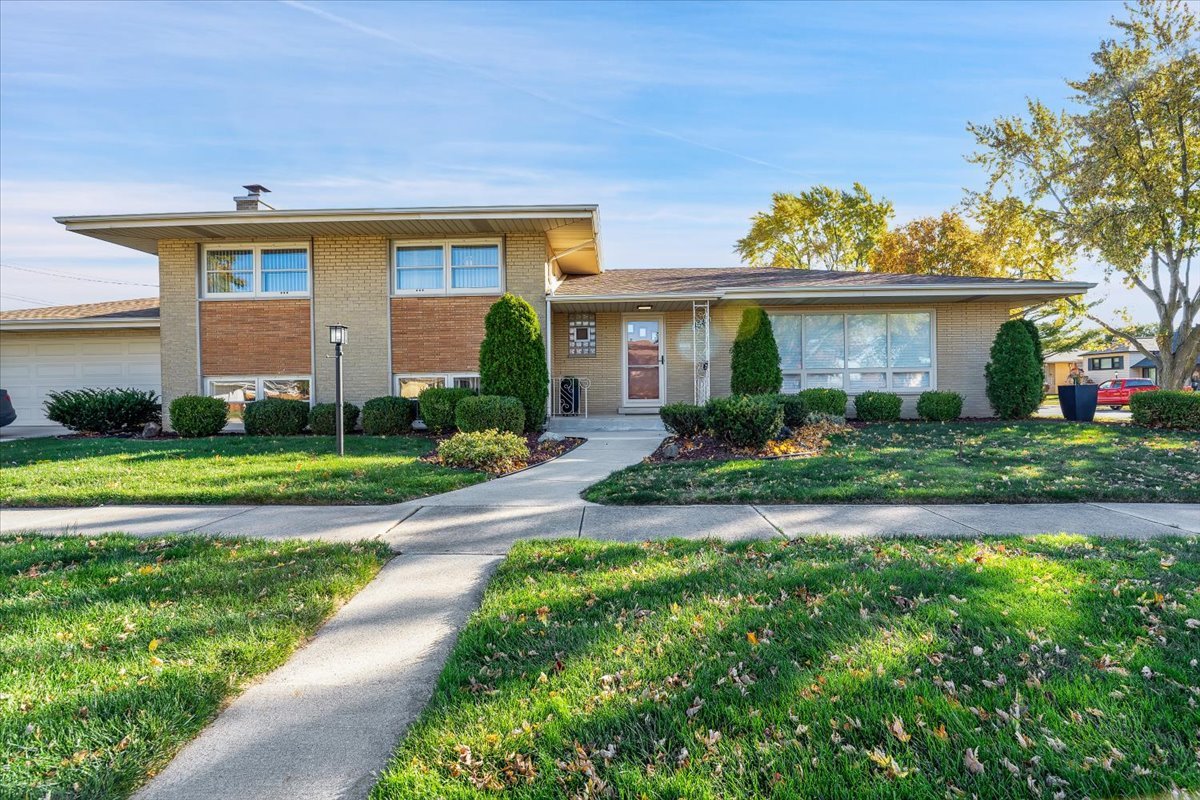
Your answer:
[311,235,390,404]
[159,232,553,420]
[551,301,1012,417]
[158,240,200,430]
[504,233,551,328]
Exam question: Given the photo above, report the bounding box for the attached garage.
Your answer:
[0,299,160,426]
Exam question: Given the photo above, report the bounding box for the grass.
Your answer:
[585,421,1200,505]
[0,435,487,506]
[372,536,1200,800]
[0,532,390,799]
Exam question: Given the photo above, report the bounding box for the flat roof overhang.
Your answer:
[55,204,602,275]
[547,281,1095,313]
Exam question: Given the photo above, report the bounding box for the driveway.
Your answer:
[0,424,68,442]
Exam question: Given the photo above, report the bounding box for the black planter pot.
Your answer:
[1058,384,1098,422]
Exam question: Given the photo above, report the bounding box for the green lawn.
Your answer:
[373,536,1200,800]
[0,435,487,506]
[1,533,390,799]
[585,421,1200,505]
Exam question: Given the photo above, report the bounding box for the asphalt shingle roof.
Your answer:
[552,267,1073,297]
[0,297,159,321]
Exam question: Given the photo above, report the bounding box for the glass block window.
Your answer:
[568,314,596,357]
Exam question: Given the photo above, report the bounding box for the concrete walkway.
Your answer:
[3,432,1198,800]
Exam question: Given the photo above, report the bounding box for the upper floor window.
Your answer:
[393,240,502,295]
[203,244,309,298]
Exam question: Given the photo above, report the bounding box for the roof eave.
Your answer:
[551,281,1095,304]
[0,318,160,331]
[53,205,600,228]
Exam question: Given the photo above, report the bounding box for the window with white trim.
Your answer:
[769,311,934,393]
[203,244,310,298]
[393,240,502,295]
[394,373,480,399]
[205,376,312,424]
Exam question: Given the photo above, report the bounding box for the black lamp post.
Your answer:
[328,324,348,455]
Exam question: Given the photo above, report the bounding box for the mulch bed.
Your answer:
[647,420,849,463]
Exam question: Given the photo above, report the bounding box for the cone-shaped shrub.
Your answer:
[479,294,548,432]
[730,307,782,395]
[985,319,1043,419]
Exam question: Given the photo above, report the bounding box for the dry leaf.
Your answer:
[964,747,985,775]
[888,716,912,743]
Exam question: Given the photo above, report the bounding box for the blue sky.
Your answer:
[0,0,1150,320]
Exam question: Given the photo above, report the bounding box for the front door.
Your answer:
[623,316,664,406]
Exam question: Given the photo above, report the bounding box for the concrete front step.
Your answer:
[547,414,666,433]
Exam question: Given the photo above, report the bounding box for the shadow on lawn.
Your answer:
[0,534,387,799]
[375,536,1200,800]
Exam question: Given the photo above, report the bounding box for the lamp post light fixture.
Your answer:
[328,325,348,456]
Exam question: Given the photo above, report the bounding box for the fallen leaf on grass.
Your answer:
[964,748,985,775]
[888,717,911,743]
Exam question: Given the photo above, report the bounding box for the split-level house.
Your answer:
[52,190,1092,429]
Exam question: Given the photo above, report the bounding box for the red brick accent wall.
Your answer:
[390,296,494,373]
[200,300,312,375]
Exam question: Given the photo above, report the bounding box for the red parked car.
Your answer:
[1097,378,1158,409]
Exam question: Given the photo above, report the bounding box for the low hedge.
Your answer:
[854,391,903,422]
[705,395,783,449]
[43,387,161,434]
[360,396,413,436]
[776,389,849,426]
[659,403,707,437]
[243,398,309,436]
[169,395,227,438]
[917,391,963,422]
[437,430,529,473]
[419,387,475,432]
[1131,390,1200,430]
[455,395,525,435]
[308,402,360,436]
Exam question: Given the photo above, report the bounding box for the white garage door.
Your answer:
[0,329,161,425]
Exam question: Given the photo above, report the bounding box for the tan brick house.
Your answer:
[55,192,1091,428]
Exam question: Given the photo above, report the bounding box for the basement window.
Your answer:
[205,376,311,424]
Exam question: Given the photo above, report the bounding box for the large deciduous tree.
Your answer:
[968,0,1200,389]
[870,212,1000,277]
[736,184,893,270]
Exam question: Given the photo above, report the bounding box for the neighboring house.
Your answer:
[1080,338,1159,385]
[1043,350,1085,390]
[53,190,1092,428]
[0,298,161,425]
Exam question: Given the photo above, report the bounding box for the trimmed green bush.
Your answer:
[1018,317,1044,366]
[730,308,782,395]
[985,319,1043,419]
[419,387,474,433]
[659,403,708,437]
[777,390,850,426]
[917,391,964,422]
[308,402,360,436]
[360,396,413,436]
[854,391,902,422]
[705,395,783,449]
[479,294,549,432]
[1131,390,1200,430]
[242,398,309,436]
[437,430,530,473]
[43,387,160,434]
[169,395,227,438]
[455,395,525,435]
